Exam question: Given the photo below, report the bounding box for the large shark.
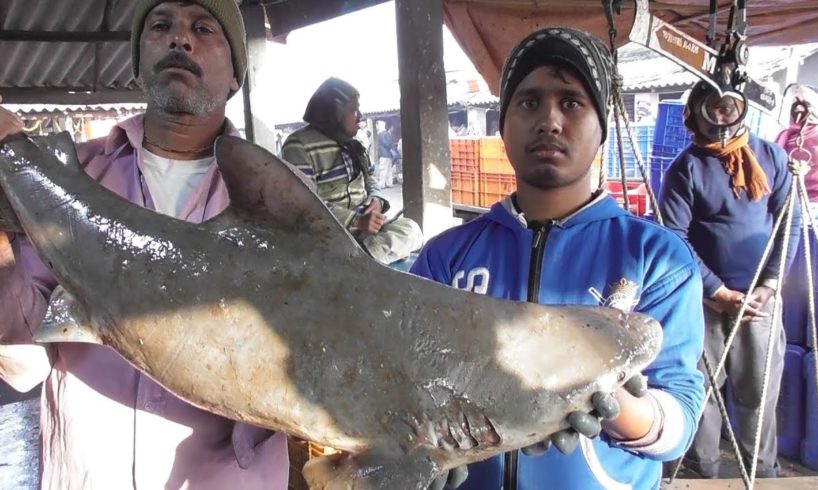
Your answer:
[0,133,663,489]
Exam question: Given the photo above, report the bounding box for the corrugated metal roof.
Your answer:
[0,0,139,101]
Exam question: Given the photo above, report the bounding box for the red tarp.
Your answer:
[443,0,818,93]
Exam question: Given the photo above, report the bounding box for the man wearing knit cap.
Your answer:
[412,27,704,490]
[282,77,423,265]
[660,81,800,479]
[0,1,289,488]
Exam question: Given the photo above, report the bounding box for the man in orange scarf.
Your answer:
[659,81,800,479]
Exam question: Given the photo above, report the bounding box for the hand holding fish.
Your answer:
[0,96,24,142]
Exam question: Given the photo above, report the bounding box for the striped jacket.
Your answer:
[282,125,387,227]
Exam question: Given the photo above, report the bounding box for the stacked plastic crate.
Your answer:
[780,233,818,468]
[477,138,516,208]
[449,138,481,206]
[605,123,654,182]
[650,101,691,196]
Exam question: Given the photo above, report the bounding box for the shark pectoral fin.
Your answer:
[302,450,440,490]
[34,286,101,345]
[213,135,363,257]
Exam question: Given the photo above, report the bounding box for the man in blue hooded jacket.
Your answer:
[411,27,705,490]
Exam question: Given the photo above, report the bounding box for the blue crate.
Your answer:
[653,101,691,158]
[802,351,818,469]
[606,125,653,180]
[778,345,806,459]
[650,155,675,195]
[782,233,818,348]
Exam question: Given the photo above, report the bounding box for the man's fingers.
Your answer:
[623,374,649,398]
[521,440,551,456]
[550,429,580,454]
[567,411,601,438]
[591,392,621,420]
[447,466,468,488]
[429,473,447,490]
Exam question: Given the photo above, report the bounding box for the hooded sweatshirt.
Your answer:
[411,193,705,490]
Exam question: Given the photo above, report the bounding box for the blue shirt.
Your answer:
[659,133,800,297]
[410,194,705,490]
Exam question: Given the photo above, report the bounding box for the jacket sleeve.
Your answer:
[0,234,55,392]
[763,144,801,286]
[627,258,705,461]
[281,136,358,228]
[659,159,724,297]
[409,237,453,286]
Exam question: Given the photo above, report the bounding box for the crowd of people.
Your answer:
[0,1,814,489]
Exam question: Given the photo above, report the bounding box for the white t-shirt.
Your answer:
[141,149,215,218]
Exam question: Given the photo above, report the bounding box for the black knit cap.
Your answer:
[499,27,614,143]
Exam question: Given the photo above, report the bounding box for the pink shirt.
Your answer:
[777,122,818,202]
[0,115,289,489]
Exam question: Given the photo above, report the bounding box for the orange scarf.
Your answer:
[694,131,771,201]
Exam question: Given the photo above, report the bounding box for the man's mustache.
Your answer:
[153,52,202,77]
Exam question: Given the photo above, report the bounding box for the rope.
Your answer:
[703,351,752,485]
[667,167,797,486]
[749,177,797,487]
[612,90,664,225]
[613,94,630,211]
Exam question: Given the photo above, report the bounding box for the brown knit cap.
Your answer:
[131,0,248,90]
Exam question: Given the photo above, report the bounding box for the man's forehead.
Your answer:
[147,1,217,19]
[515,65,585,93]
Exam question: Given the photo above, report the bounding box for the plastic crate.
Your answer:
[801,350,818,469]
[606,125,653,181]
[479,138,514,175]
[782,233,818,348]
[449,139,481,173]
[479,173,516,207]
[451,170,480,206]
[650,155,675,197]
[778,345,806,459]
[652,101,691,159]
[603,181,648,216]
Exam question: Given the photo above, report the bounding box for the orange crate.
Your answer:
[451,170,480,206]
[479,173,516,207]
[479,139,514,175]
[450,139,480,172]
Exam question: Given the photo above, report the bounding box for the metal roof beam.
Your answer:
[0,31,131,42]
[262,0,389,36]
[0,88,144,105]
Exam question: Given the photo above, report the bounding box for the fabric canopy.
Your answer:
[443,0,818,94]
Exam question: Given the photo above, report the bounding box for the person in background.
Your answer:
[377,121,398,188]
[282,78,422,265]
[660,80,801,479]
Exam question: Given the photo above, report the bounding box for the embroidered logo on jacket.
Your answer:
[452,267,490,294]
[588,278,640,312]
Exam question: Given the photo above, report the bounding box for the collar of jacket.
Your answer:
[490,190,626,230]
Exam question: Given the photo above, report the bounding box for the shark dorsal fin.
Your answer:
[213,135,363,257]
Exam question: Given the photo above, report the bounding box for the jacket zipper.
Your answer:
[504,221,554,490]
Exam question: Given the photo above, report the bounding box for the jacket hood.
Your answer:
[484,191,629,231]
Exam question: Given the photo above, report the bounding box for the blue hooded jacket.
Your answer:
[410,193,705,490]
